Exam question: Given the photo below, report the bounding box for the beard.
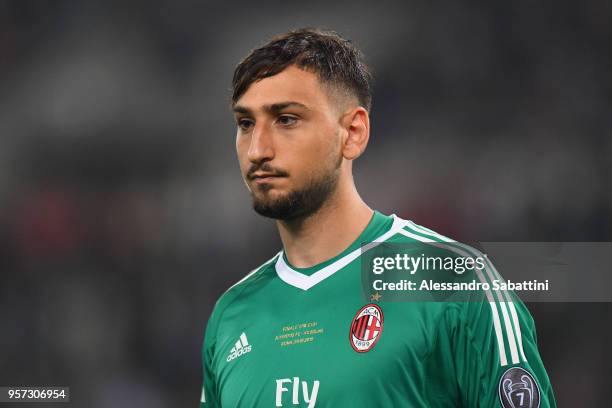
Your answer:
[251,167,340,221]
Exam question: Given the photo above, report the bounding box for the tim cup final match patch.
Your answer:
[349,304,383,353]
[498,366,541,408]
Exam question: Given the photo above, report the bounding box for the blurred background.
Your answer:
[1,0,610,406]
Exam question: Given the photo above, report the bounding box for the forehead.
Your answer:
[235,65,330,109]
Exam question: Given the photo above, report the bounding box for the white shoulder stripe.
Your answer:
[408,219,527,363]
[479,249,527,363]
[402,221,527,366]
[487,302,509,366]
[396,227,509,366]
[508,301,528,362]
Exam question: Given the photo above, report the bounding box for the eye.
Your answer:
[237,118,254,132]
[277,115,298,127]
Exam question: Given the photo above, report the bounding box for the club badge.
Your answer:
[349,304,384,353]
[498,367,541,408]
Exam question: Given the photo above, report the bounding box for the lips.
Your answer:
[250,171,284,179]
[252,175,283,183]
[251,173,277,179]
[247,164,289,185]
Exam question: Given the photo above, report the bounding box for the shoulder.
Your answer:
[390,216,456,244]
[218,251,280,305]
[399,219,538,367]
[381,214,452,245]
[210,252,281,323]
[391,216,490,265]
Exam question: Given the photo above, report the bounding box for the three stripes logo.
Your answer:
[227,332,252,362]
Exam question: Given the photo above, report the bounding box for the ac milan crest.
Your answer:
[349,304,384,353]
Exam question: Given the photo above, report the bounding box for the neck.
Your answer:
[276,181,373,268]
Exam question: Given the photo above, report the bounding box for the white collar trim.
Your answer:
[275,214,409,290]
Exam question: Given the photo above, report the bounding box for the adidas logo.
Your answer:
[226,332,252,362]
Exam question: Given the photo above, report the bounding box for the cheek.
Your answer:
[235,133,244,154]
[235,136,249,169]
[297,123,337,157]
[314,127,342,168]
[291,132,338,178]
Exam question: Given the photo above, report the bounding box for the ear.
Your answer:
[341,107,370,160]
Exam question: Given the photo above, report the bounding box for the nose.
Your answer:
[247,122,274,165]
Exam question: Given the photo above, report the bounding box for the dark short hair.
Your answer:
[232,28,373,111]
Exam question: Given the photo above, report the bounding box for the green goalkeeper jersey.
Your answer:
[200,211,556,407]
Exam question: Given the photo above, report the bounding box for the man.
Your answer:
[200,28,556,407]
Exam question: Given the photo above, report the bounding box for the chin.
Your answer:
[253,189,288,204]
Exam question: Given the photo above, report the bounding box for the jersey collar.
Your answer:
[275,212,407,290]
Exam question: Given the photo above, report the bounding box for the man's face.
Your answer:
[233,66,344,220]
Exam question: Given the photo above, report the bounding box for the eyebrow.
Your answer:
[232,101,310,115]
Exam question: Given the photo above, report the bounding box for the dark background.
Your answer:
[1,1,611,406]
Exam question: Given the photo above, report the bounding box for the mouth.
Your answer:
[253,176,281,184]
[251,174,285,184]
